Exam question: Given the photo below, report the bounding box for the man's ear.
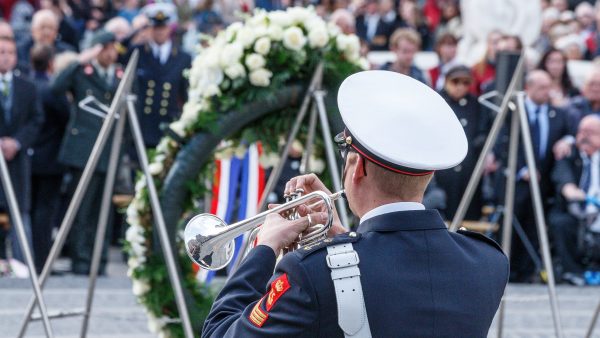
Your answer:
[351,154,367,183]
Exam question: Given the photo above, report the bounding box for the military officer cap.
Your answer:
[446,65,473,81]
[336,70,467,175]
[90,30,116,47]
[144,3,177,27]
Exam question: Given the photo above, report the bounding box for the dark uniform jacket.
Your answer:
[355,14,394,51]
[51,61,123,173]
[436,91,490,220]
[0,73,44,212]
[128,42,191,147]
[203,209,509,337]
[31,71,70,176]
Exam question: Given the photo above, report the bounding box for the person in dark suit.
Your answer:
[29,43,70,273]
[549,115,600,285]
[0,36,44,263]
[501,70,573,282]
[127,3,192,148]
[355,0,394,51]
[436,65,490,220]
[201,71,508,337]
[51,30,123,275]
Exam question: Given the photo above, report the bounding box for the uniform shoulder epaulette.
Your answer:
[457,229,503,253]
[295,231,362,260]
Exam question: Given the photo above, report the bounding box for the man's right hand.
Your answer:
[284,174,346,236]
[78,44,103,64]
[562,183,586,201]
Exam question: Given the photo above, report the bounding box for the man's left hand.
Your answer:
[257,211,328,255]
[0,137,20,161]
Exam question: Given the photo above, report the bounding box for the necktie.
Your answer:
[582,158,592,193]
[1,78,9,123]
[530,105,541,161]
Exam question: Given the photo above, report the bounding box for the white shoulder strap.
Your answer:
[326,239,372,338]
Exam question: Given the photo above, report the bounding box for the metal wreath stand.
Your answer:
[447,52,564,337]
[16,51,196,338]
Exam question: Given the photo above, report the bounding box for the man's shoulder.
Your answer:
[454,229,505,256]
[291,231,362,262]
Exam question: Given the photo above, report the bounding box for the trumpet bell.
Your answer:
[184,214,235,270]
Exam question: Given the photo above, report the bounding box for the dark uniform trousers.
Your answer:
[51,61,122,274]
[202,210,509,337]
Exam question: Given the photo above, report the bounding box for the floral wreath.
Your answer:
[123,7,365,337]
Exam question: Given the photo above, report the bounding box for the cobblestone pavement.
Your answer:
[2,249,600,337]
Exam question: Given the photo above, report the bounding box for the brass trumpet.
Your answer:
[184,190,345,270]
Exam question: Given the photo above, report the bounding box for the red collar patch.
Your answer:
[84,65,94,76]
[248,296,268,327]
[266,273,291,311]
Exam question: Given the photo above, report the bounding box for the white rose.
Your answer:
[236,27,256,48]
[130,241,146,257]
[358,57,370,70]
[327,22,341,37]
[245,53,266,71]
[219,42,244,68]
[169,121,187,137]
[268,11,292,27]
[345,34,360,55]
[248,10,268,27]
[135,176,146,189]
[146,313,163,333]
[201,47,221,68]
[267,25,284,41]
[148,162,164,176]
[249,68,273,87]
[197,67,224,90]
[202,84,221,98]
[128,256,140,269]
[254,37,271,55]
[132,279,151,296]
[288,7,311,25]
[126,205,140,226]
[156,139,170,153]
[180,102,200,124]
[308,27,328,48]
[125,222,142,241]
[336,34,349,52]
[224,63,246,79]
[283,26,306,51]
[225,22,243,42]
[309,156,325,174]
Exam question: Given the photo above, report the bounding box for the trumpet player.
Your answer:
[202,71,509,337]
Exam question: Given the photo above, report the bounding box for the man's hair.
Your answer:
[32,9,59,29]
[30,43,55,72]
[390,28,422,50]
[348,154,433,199]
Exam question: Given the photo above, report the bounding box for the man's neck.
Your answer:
[354,193,422,219]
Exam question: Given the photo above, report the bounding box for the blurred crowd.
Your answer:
[1,0,600,286]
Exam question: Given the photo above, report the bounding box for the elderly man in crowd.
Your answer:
[501,69,572,283]
[17,9,76,71]
[549,115,600,286]
[568,68,600,127]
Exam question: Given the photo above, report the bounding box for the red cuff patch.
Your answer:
[248,296,269,327]
[266,273,291,311]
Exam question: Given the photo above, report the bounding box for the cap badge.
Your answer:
[156,11,165,20]
[345,136,352,145]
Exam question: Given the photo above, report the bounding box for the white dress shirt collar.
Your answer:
[360,201,425,224]
[0,71,14,83]
[150,40,173,64]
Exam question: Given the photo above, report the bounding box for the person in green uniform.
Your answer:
[51,30,124,275]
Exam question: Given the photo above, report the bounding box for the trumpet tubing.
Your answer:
[184,190,344,271]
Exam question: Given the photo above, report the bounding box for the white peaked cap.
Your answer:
[337,70,468,175]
